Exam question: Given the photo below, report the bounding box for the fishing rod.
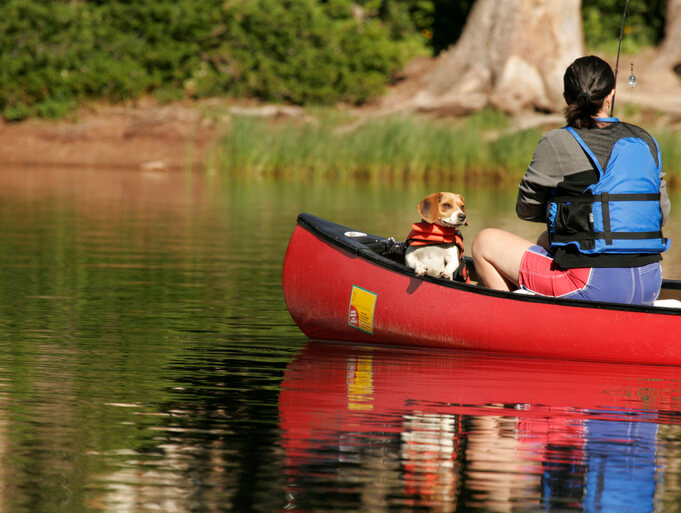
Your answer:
[610,0,632,116]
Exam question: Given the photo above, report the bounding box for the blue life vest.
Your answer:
[547,120,670,255]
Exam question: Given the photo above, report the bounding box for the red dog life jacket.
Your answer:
[406,223,470,283]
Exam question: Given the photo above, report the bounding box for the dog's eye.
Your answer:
[442,203,452,209]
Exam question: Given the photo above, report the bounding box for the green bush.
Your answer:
[0,0,422,121]
[582,0,666,53]
[191,0,410,105]
[0,0,669,121]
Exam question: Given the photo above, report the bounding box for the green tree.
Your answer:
[0,0,670,121]
[0,0,421,120]
[582,0,666,52]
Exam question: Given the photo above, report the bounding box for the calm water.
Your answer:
[1,167,681,513]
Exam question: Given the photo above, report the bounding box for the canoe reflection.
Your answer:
[279,342,681,512]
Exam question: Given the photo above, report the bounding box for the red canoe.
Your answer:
[282,213,681,365]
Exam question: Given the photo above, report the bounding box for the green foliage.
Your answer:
[583,0,666,53]
[211,108,681,184]
[197,0,411,105]
[656,131,681,188]
[0,0,670,121]
[0,0,422,120]
[210,108,532,182]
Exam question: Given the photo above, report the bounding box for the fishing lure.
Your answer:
[628,63,637,87]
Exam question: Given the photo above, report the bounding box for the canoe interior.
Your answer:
[295,212,681,312]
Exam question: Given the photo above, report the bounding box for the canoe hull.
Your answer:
[282,214,681,365]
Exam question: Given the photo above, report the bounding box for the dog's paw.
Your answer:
[439,270,454,280]
[413,264,428,276]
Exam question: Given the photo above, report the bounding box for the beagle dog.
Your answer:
[405,192,469,282]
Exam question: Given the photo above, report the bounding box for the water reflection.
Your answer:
[68,334,300,513]
[1,166,681,512]
[279,342,681,512]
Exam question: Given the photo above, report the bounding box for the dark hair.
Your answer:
[563,56,615,129]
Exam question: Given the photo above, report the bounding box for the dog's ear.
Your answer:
[417,193,439,223]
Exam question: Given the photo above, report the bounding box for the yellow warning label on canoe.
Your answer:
[348,285,377,334]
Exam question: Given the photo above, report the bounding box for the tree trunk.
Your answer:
[623,0,681,112]
[653,0,681,72]
[383,0,584,115]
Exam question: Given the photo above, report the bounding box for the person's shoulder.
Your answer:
[541,127,577,144]
[542,127,569,139]
[618,121,656,142]
[537,126,582,154]
[619,120,646,131]
[616,121,660,164]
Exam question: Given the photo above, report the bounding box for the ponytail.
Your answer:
[563,56,615,129]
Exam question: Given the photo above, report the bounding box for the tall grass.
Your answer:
[656,132,681,188]
[208,107,681,184]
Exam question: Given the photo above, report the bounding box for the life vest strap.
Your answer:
[550,192,661,203]
[550,192,663,245]
[551,230,665,243]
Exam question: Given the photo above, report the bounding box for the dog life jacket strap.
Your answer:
[406,223,470,283]
[458,259,471,284]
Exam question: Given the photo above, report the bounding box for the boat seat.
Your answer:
[513,289,681,309]
[653,299,681,309]
[513,288,536,295]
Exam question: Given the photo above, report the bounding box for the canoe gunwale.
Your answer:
[296,212,681,317]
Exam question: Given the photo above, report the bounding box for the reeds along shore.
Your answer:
[208,107,681,185]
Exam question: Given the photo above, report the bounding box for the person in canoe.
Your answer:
[471,55,671,305]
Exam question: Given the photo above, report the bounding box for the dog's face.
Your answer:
[417,192,467,227]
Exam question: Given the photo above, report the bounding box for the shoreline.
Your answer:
[0,100,218,172]
[0,79,678,175]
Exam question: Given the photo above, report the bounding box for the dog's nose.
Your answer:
[458,213,467,223]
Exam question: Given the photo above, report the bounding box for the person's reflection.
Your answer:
[516,406,659,512]
[465,407,543,512]
[582,418,658,512]
[515,405,587,509]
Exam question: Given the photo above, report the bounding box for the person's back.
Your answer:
[471,55,670,305]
